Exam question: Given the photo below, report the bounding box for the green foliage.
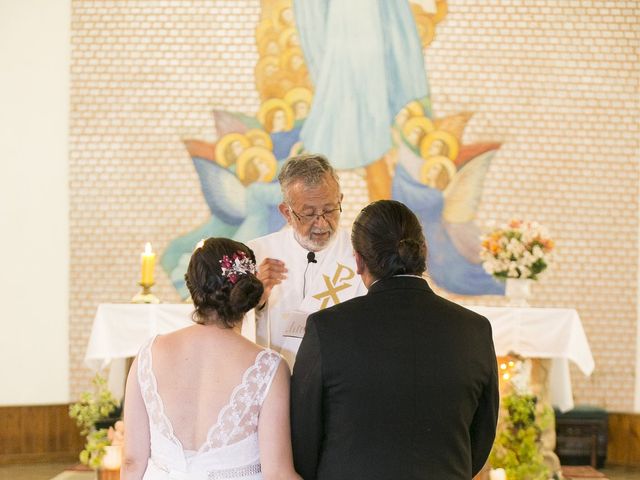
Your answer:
[69,374,120,469]
[69,374,120,436]
[78,428,110,469]
[489,393,550,480]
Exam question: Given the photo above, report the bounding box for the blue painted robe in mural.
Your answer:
[162,157,285,298]
[294,0,429,169]
[393,163,505,296]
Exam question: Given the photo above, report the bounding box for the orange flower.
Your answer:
[508,219,522,229]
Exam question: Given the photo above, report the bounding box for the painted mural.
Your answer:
[162,0,505,298]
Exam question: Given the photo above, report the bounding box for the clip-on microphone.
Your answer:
[303,251,317,297]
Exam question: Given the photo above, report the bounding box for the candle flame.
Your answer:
[144,242,153,255]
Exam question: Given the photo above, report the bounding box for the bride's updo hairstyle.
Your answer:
[351,200,427,280]
[185,237,264,328]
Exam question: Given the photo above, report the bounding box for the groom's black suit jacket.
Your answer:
[291,276,499,480]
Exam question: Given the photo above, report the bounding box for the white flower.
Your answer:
[511,359,532,395]
[532,245,543,259]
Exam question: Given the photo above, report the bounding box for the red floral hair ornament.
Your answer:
[219,251,257,284]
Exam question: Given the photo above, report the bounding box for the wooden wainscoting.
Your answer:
[607,412,640,466]
[1,405,638,466]
[0,404,84,465]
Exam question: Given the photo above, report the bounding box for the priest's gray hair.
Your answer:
[278,153,341,203]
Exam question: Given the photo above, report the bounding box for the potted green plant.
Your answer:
[69,374,123,471]
[489,393,551,480]
[489,357,555,480]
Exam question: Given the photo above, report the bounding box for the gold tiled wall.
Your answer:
[70,0,640,410]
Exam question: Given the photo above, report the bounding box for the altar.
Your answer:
[85,303,594,409]
[466,306,594,411]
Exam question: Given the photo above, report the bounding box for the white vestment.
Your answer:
[246,227,367,367]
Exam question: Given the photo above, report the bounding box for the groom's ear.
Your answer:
[354,251,366,275]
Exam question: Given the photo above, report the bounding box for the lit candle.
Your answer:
[101,445,122,470]
[489,468,507,480]
[141,242,155,285]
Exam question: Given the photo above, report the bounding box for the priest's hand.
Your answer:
[256,258,287,308]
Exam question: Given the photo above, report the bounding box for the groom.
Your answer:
[290,200,499,479]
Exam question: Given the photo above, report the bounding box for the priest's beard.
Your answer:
[294,227,335,252]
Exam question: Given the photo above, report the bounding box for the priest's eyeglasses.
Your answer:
[289,203,342,224]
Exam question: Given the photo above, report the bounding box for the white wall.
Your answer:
[0,0,70,405]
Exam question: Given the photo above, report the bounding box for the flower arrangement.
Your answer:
[69,374,123,469]
[480,220,554,280]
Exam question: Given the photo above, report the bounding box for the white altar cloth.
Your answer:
[85,304,193,371]
[466,306,594,411]
[85,304,594,410]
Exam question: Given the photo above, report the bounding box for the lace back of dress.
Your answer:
[137,339,281,454]
[137,337,180,444]
[203,350,281,451]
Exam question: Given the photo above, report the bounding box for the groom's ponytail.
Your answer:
[352,200,427,280]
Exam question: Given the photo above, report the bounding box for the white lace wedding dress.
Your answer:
[136,336,282,480]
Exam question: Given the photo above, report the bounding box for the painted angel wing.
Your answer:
[442,149,496,223]
[442,221,482,264]
[192,157,247,225]
[213,109,261,137]
[434,111,473,141]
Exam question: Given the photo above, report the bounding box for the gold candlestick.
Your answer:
[131,282,160,304]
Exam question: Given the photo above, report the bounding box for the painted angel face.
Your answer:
[280,7,294,26]
[231,140,245,158]
[293,101,309,120]
[271,109,286,132]
[264,63,278,77]
[427,138,447,157]
[290,54,304,71]
[425,163,444,187]
[254,157,271,181]
[225,140,245,165]
[252,136,267,147]
[407,126,424,147]
[266,40,279,56]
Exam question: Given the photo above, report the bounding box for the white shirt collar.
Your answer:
[369,274,425,288]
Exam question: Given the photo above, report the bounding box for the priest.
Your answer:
[247,154,367,366]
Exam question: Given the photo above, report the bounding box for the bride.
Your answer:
[121,238,301,480]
